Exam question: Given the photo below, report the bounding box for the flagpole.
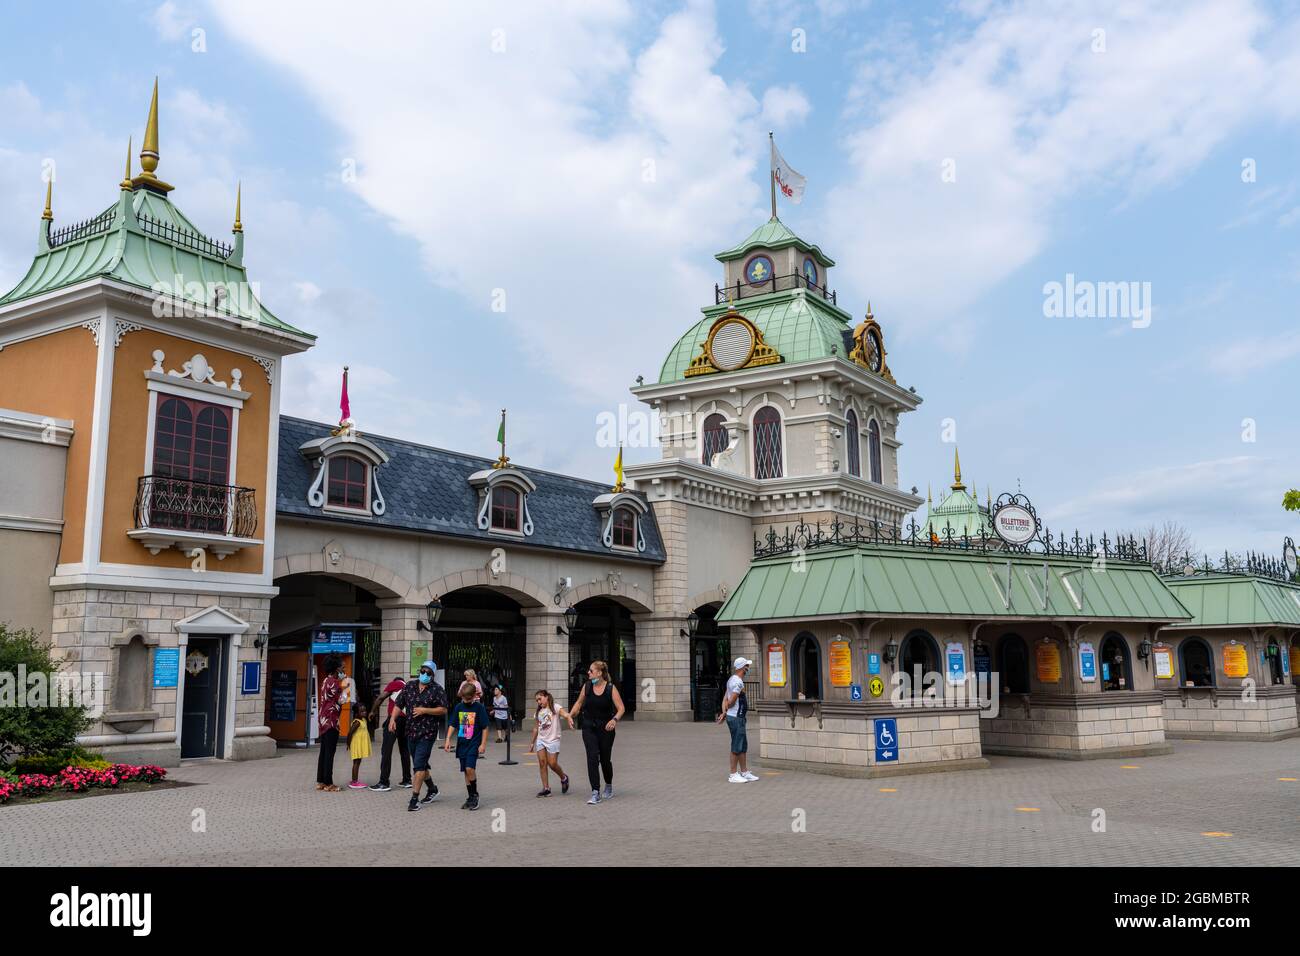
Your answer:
[768,130,777,220]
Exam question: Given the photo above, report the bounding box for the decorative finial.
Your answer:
[866,300,873,319]
[927,482,932,505]
[951,446,965,491]
[41,177,53,221]
[120,137,133,189]
[233,181,242,233]
[132,78,174,194]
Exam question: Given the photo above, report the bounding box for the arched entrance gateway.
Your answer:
[425,587,527,725]
[568,597,638,718]
[689,604,730,721]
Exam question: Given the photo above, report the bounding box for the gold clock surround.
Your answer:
[849,309,894,384]
[685,310,782,377]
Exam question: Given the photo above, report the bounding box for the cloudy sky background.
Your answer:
[2,0,1299,557]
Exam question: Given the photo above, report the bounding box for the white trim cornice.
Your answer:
[0,407,74,446]
[0,514,63,533]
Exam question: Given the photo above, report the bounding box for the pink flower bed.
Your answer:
[0,763,166,803]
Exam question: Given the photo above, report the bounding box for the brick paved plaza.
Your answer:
[3,723,1298,867]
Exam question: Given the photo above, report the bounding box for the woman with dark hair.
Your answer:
[566,660,625,805]
[316,655,344,792]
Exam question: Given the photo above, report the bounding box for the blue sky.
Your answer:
[2,0,1299,557]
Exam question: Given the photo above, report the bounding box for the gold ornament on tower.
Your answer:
[849,302,894,383]
[685,310,782,377]
[131,78,175,194]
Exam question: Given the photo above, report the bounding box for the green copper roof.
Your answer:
[925,488,992,538]
[658,290,852,383]
[717,544,1193,624]
[1161,574,1300,628]
[715,218,835,267]
[0,187,312,340]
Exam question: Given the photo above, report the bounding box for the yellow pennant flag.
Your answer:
[613,445,624,490]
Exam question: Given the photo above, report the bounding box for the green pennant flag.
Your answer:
[496,412,505,447]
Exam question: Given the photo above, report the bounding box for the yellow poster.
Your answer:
[767,643,787,687]
[1222,642,1248,679]
[1153,646,1174,680]
[829,640,852,687]
[1291,645,1300,679]
[1036,642,1061,683]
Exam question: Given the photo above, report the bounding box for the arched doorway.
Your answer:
[900,630,939,680]
[569,597,637,718]
[791,632,821,700]
[1179,637,1214,688]
[267,574,384,745]
[1100,632,1133,691]
[690,604,730,721]
[426,587,527,726]
[998,633,1031,694]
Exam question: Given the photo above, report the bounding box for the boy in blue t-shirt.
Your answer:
[443,681,490,810]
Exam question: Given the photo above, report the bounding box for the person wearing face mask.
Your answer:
[316,655,344,792]
[566,660,625,805]
[390,660,449,812]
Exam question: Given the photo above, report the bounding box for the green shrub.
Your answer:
[0,624,92,764]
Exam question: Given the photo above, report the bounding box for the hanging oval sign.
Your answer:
[1284,537,1297,577]
[993,504,1037,545]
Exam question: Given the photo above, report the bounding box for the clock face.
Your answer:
[745,255,774,285]
[802,257,818,287]
[866,329,883,372]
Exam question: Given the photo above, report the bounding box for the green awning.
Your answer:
[717,544,1192,624]
[1161,574,1300,628]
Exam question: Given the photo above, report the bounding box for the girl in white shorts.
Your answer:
[529,690,571,797]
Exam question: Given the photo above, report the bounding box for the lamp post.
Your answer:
[680,611,700,639]
[883,637,899,666]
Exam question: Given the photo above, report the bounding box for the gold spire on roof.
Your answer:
[41,178,53,221]
[120,137,133,189]
[132,78,174,194]
[233,181,243,233]
[951,446,966,491]
[927,483,932,505]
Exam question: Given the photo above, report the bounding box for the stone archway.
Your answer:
[567,579,655,614]
[273,552,414,602]
[417,568,551,609]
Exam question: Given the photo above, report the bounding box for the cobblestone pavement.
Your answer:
[3,725,1298,866]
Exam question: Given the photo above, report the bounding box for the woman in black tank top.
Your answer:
[567,660,625,804]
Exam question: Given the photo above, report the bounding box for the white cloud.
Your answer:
[825,0,1297,348]
[762,84,811,128]
[151,2,191,41]
[207,0,765,406]
[1208,330,1300,378]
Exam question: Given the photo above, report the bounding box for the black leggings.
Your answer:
[316,728,339,785]
[581,725,615,791]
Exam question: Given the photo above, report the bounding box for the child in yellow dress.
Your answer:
[347,710,372,789]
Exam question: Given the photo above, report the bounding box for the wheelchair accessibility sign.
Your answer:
[874,717,899,763]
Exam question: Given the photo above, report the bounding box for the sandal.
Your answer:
[536,788,551,797]
[322,784,340,792]
[316,783,325,791]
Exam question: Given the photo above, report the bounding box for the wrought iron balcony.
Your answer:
[716,272,837,306]
[129,475,260,560]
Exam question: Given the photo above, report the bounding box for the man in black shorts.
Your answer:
[390,660,448,812]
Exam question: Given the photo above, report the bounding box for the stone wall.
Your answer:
[1162,686,1299,740]
[981,692,1171,758]
[756,701,986,777]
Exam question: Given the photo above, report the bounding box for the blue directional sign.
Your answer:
[241,661,262,695]
[946,645,966,684]
[867,653,881,675]
[874,717,899,763]
[850,683,863,701]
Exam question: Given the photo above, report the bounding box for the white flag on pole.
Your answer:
[771,138,806,205]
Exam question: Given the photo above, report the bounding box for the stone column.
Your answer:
[377,601,425,684]
[523,608,570,713]
[631,612,692,721]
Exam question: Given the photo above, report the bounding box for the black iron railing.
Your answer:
[133,475,257,537]
[48,208,117,248]
[755,516,1150,564]
[716,272,837,306]
[1155,551,1299,584]
[137,214,233,259]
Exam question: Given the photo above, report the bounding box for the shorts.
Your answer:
[535,738,560,755]
[410,736,435,771]
[492,716,511,730]
[457,748,480,772]
[726,715,748,754]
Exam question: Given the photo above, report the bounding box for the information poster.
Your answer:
[867,653,881,675]
[767,643,787,687]
[1078,642,1096,682]
[1152,645,1174,680]
[945,643,966,685]
[409,641,429,679]
[152,648,180,688]
[1222,642,1248,679]
[269,670,297,723]
[829,640,852,687]
[1036,642,1061,683]
[1291,646,1300,679]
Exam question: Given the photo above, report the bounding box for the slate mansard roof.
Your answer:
[276,416,665,563]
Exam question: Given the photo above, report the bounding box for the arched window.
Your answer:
[845,409,861,477]
[999,633,1030,693]
[791,632,821,700]
[326,455,369,510]
[701,413,728,467]
[151,397,232,532]
[1179,637,1214,688]
[490,486,521,531]
[867,419,882,483]
[611,507,636,548]
[752,406,783,479]
[900,630,939,678]
[1267,638,1284,684]
[1101,632,1132,691]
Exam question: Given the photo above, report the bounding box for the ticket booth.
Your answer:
[266,625,362,745]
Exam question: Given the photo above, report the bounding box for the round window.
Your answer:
[802,257,818,287]
[710,320,755,370]
[745,255,774,285]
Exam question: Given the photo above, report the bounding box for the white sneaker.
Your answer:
[740,771,759,781]
[728,772,747,783]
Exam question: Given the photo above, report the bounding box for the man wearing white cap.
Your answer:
[390,660,448,812]
[716,657,758,783]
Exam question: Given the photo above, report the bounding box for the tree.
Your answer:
[0,623,92,765]
[1121,521,1196,567]
[1285,490,1300,512]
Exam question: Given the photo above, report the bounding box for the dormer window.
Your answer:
[612,507,636,548]
[491,486,521,531]
[594,492,648,552]
[300,432,389,518]
[327,455,369,512]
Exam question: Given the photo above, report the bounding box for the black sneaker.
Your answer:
[420,785,439,804]
[407,798,420,812]
[398,781,413,789]
[467,795,480,811]
[369,783,391,792]
[560,775,570,794]
[460,797,472,810]
[537,788,551,797]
